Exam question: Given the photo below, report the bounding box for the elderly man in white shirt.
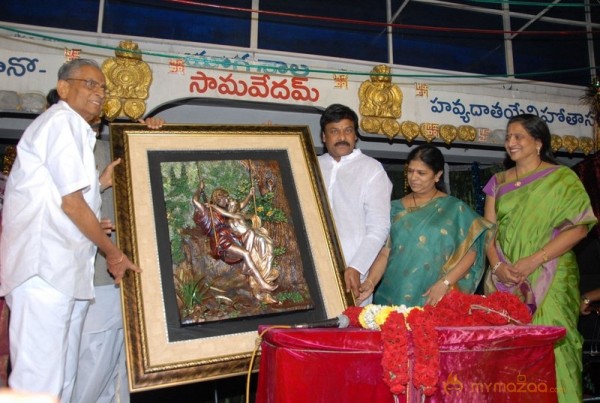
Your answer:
[0,59,140,402]
[317,104,392,306]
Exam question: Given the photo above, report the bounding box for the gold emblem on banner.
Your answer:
[381,120,401,138]
[419,123,439,142]
[439,125,458,144]
[578,136,594,155]
[360,117,381,135]
[359,65,403,139]
[457,125,477,142]
[400,121,420,142]
[102,40,153,121]
[550,134,563,153]
[562,135,579,154]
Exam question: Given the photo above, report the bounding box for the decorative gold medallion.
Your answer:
[358,65,403,136]
[419,123,439,142]
[562,135,579,154]
[360,117,381,134]
[381,119,400,139]
[102,40,153,121]
[439,124,458,144]
[550,134,563,153]
[579,136,594,155]
[400,121,419,142]
[457,125,477,142]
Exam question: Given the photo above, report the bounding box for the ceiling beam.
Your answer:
[508,0,563,40]
[411,0,600,29]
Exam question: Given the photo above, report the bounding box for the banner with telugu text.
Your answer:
[0,28,594,143]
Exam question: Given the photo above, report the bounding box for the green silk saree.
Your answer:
[374,195,494,307]
[483,165,597,403]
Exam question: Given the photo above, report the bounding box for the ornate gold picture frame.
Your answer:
[110,124,350,391]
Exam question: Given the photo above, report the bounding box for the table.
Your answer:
[256,325,565,402]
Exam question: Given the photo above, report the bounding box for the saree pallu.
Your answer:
[374,195,494,307]
[483,165,597,403]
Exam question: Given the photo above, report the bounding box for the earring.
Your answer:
[537,147,541,155]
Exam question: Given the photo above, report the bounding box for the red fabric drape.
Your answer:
[256,326,565,403]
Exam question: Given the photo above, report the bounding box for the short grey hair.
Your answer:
[57,58,100,80]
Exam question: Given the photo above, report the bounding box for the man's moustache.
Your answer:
[334,141,351,147]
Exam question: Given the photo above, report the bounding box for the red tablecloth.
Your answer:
[256,325,565,403]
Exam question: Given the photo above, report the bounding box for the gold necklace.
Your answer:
[515,159,543,187]
[412,189,438,207]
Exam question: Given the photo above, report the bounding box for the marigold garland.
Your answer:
[342,290,532,398]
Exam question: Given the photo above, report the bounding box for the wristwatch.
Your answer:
[442,278,451,288]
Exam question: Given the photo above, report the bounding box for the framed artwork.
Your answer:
[110,124,351,391]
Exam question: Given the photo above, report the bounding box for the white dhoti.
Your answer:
[6,276,89,403]
[72,284,129,403]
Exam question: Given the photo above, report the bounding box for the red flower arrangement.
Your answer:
[380,312,409,394]
[343,290,532,398]
[433,290,532,327]
[407,308,438,396]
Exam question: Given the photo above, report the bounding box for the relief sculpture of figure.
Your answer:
[192,181,278,298]
[212,192,280,303]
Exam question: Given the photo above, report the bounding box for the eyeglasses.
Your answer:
[65,78,107,92]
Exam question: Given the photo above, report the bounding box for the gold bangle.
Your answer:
[107,253,124,265]
[583,296,591,305]
[364,278,375,289]
[541,247,549,263]
[491,261,502,274]
[442,278,451,288]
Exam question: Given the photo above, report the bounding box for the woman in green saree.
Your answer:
[358,144,494,307]
[483,114,597,403]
